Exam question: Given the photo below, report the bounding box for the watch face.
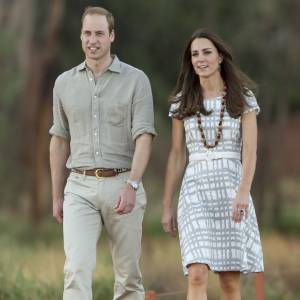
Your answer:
[127,180,139,190]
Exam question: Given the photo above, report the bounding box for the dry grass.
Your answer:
[141,233,300,299]
[0,213,299,299]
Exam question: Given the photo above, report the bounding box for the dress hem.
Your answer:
[183,259,264,276]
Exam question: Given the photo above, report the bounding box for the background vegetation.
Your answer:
[0,0,299,299]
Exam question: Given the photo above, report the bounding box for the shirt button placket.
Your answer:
[88,70,94,84]
[92,93,101,159]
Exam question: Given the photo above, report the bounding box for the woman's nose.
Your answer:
[196,56,205,63]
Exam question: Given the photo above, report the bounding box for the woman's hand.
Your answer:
[161,206,178,237]
[231,191,249,223]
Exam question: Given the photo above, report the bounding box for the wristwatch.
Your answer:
[126,179,140,191]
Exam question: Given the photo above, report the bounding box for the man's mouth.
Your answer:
[88,47,100,51]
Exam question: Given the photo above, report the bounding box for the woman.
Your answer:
[162,28,264,300]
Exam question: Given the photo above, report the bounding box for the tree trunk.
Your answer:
[19,0,65,223]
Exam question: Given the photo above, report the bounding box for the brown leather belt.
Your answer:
[72,168,130,178]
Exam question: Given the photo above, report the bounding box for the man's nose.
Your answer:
[89,34,97,43]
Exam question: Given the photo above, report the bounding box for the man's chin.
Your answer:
[86,54,102,61]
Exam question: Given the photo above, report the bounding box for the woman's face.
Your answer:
[190,37,223,79]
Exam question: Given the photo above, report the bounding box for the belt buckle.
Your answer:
[95,169,104,179]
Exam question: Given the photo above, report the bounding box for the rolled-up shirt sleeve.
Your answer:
[131,71,157,141]
[49,77,70,140]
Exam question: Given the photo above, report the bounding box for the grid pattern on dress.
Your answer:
[169,93,264,275]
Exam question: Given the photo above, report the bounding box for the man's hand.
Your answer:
[161,206,178,237]
[53,198,64,224]
[114,184,136,214]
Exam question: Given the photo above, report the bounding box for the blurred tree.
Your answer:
[0,0,299,227]
[27,0,64,223]
[9,0,65,223]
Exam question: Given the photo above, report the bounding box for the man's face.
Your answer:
[80,14,115,61]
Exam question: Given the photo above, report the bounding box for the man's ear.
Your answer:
[110,30,115,42]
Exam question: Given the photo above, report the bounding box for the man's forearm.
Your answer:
[49,136,70,200]
[129,133,153,181]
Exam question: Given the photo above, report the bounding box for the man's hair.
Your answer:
[81,6,114,33]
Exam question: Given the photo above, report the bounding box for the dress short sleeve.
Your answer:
[168,102,180,117]
[243,91,260,115]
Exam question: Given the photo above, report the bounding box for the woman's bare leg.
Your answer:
[218,271,241,300]
[187,263,209,300]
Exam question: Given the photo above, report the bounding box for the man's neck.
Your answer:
[85,55,113,78]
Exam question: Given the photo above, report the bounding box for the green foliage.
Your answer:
[0,32,23,109]
[265,281,299,300]
[0,30,25,207]
[0,272,63,300]
[0,214,61,246]
[0,213,114,299]
[93,277,113,299]
[0,268,114,300]
[277,208,300,235]
[144,216,166,237]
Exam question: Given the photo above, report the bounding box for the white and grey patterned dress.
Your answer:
[169,93,264,275]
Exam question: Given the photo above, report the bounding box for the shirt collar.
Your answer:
[108,55,122,73]
[77,61,86,71]
[76,55,121,74]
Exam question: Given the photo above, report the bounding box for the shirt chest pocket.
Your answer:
[103,103,130,149]
[107,104,128,126]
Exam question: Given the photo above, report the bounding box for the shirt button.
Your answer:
[94,95,97,99]
[96,151,99,155]
[89,78,93,81]
[94,132,97,136]
[94,114,97,118]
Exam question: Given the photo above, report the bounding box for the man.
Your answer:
[49,6,156,300]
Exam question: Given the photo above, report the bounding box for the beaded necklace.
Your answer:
[196,89,226,149]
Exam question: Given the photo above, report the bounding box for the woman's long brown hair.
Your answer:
[170,28,256,119]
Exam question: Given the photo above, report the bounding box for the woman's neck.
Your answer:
[200,74,225,99]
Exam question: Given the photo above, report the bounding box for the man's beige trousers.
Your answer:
[63,171,146,300]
